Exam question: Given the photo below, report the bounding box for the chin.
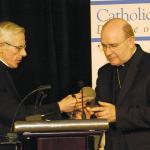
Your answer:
[14,65,18,68]
[11,65,18,69]
[110,61,120,66]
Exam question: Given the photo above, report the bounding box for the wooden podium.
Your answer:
[38,136,87,150]
[14,119,109,150]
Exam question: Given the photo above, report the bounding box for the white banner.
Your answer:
[90,0,150,88]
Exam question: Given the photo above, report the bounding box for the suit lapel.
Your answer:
[117,46,143,105]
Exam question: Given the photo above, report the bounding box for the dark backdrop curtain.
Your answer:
[0,0,91,103]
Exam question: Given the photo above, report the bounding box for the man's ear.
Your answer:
[128,36,135,49]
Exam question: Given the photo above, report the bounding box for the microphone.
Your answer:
[10,84,51,133]
[38,92,48,107]
[34,91,48,110]
[34,91,44,110]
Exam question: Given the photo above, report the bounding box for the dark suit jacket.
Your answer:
[95,44,150,150]
[0,61,62,135]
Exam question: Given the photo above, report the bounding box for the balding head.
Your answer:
[100,18,136,66]
[101,18,134,39]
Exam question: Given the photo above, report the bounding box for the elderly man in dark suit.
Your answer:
[0,21,90,139]
[90,18,150,150]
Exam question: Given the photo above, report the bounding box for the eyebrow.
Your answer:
[101,42,119,45]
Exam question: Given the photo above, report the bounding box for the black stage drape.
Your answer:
[0,0,91,103]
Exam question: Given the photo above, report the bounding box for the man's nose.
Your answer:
[20,48,27,57]
[104,46,112,55]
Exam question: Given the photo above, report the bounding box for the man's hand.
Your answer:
[58,93,94,113]
[90,101,116,123]
[58,95,77,113]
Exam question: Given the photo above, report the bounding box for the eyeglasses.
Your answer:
[0,42,26,51]
[100,37,129,51]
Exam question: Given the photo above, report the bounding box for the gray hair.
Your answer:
[0,21,25,38]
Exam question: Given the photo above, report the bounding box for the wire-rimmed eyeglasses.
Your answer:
[98,37,130,51]
[0,42,26,51]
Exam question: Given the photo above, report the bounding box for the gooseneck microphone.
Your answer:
[34,91,48,110]
[1,85,51,145]
[3,85,51,144]
[10,84,51,133]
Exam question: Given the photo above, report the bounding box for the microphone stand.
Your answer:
[2,85,51,146]
[78,81,86,120]
[81,87,86,119]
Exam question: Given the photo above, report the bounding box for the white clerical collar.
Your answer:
[0,59,10,67]
[121,64,125,67]
[120,47,137,67]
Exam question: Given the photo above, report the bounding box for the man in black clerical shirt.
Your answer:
[0,21,92,150]
[90,18,150,150]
